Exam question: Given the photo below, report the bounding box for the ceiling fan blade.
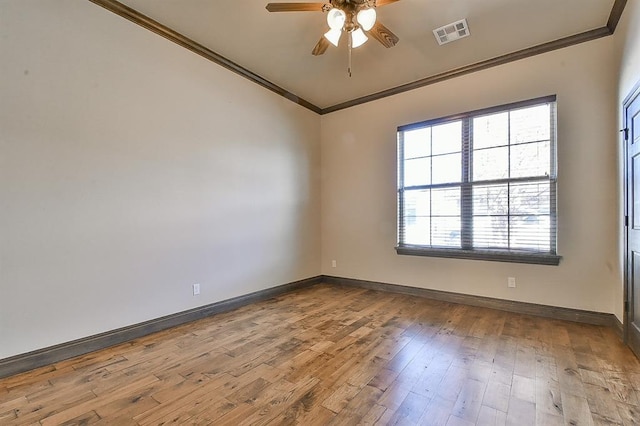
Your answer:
[266,3,326,12]
[312,36,330,55]
[375,0,401,6]
[369,21,399,48]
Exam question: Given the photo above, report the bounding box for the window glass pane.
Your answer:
[404,189,430,217]
[473,216,508,249]
[432,153,461,184]
[432,188,460,216]
[511,104,550,145]
[397,98,556,259]
[404,128,431,159]
[510,182,550,215]
[472,184,508,216]
[432,121,462,155]
[510,141,550,178]
[473,112,508,149]
[404,157,430,187]
[473,147,508,181]
[432,217,461,247]
[510,216,551,251]
[404,216,431,245]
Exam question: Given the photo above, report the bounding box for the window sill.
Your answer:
[396,245,562,266]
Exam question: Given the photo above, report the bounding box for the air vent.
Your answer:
[433,19,470,45]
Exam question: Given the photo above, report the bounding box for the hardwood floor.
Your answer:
[1,284,639,425]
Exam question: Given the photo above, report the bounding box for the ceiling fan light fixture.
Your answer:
[324,28,342,47]
[351,28,368,48]
[326,8,346,30]
[356,8,377,31]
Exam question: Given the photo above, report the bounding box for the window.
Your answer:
[397,96,560,265]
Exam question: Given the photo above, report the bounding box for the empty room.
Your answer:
[2,0,640,424]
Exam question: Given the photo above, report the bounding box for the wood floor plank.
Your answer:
[477,405,507,425]
[386,390,430,424]
[2,365,67,392]
[615,401,640,425]
[482,376,511,413]
[0,409,17,423]
[152,397,235,425]
[40,374,159,426]
[93,385,161,420]
[358,403,386,425]
[135,376,231,424]
[328,385,382,426]
[535,376,563,418]
[556,347,588,399]
[583,383,623,424]
[514,343,537,379]
[13,389,96,425]
[0,283,638,425]
[451,378,486,423]
[368,367,401,393]
[272,385,336,425]
[418,395,457,426]
[446,415,476,426]
[236,376,320,426]
[602,369,640,406]
[505,396,536,426]
[561,391,594,426]
[321,382,360,413]
[437,365,469,402]
[511,374,536,404]
[535,411,564,426]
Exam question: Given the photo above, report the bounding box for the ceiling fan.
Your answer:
[265,0,400,57]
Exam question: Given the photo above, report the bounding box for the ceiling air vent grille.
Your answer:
[433,19,470,45]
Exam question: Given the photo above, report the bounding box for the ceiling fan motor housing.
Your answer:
[330,0,373,13]
[330,0,373,31]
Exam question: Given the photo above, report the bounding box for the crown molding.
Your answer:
[608,0,628,33]
[88,0,626,115]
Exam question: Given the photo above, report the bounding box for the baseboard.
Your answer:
[1,274,624,379]
[613,316,624,339]
[0,276,322,379]
[323,275,622,331]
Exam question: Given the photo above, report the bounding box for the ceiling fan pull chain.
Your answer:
[348,33,353,77]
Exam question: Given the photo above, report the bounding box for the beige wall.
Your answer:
[617,0,640,98]
[0,1,321,359]
[320,37,621,319]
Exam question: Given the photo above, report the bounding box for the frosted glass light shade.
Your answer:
[326,8,346,30]
[324,28,342,47]
[351,28,368,48]
[356,8,376,31]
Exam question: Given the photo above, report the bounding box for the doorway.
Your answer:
[624,81,640,357]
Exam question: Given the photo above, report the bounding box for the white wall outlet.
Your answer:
[192,283,201,295]
[508,277,516,288]
[331,260,337,268]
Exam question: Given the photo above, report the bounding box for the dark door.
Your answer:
[625,85,640,357]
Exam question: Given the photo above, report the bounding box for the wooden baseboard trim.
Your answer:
[613,316,625,339]
[1,274,624,379]
[322,275,622,332]
[0,276,322,379]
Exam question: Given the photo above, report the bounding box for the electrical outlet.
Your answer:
[331,260,337,268]
[508,277,516,288]
[193,283,201,295]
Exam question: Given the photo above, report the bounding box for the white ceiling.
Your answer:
[116,0,616,110]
